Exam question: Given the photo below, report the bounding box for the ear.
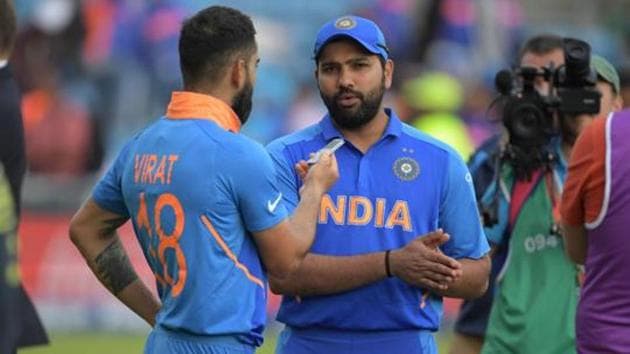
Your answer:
[230,58,247,90]
[613,95,624,112]
[384,59,394,89]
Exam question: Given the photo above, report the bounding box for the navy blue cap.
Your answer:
[313,15,389,60]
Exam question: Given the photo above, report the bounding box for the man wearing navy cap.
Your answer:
[267,15,490,354]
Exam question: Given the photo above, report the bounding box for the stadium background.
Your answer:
[11,0,629,353]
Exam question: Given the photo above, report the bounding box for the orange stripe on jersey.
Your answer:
[201,215,264,288]
[166,91,241,133]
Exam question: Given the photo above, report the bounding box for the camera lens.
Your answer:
[511,103,544,140]
[563,38,591,83]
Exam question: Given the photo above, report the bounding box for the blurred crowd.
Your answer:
[9,0,630,211]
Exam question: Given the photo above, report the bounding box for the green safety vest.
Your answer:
[481,167,579,354]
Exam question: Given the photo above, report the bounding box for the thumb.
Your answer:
[295,162,309,180]
[317,150,333,165]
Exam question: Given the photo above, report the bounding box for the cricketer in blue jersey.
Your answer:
[69,6,339,354]
[266,15,490,354]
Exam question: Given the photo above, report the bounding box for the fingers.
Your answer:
[326,152,339,177]
[317,150,333,165]
[403,267,461,291]
[422,270,455,285]
[294,161,309,180]
[410,233,460,270]
[426,251,462,270]
[421,229,450,248]
[427,262,462,279]
[310,151,339,178]
[416,277,449,291]
[299,149,339,193]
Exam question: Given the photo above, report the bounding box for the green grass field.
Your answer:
[20,331,451,353]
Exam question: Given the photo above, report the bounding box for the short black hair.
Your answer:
[0,0,17,57]
[518,34,564,62]
[179,6,256,88]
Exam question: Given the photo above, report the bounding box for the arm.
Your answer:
[270,230,462,296]
[269,251,386,296]
[393,232,488,299]
[438,150,492,299]
[561,224,587,264]
[69,199,160,326]
[252,152,339,279]
[267,155,387,295]
[433,255,490,299]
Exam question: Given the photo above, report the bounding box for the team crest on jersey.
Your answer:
[335,17,356,30]
[393,157,420,181]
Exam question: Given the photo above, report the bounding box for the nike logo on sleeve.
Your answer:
[267,193,283,213]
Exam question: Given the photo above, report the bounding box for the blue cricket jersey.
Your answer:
[267,109,489,331]
[92,92,288,346]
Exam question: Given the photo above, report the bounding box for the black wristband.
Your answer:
[385,250,393,278]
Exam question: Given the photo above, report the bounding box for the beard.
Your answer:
[232,80,254,125]
[320,77,385,130]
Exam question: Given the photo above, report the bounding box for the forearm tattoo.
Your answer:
[94,239,138,295]
[101,215,129,237]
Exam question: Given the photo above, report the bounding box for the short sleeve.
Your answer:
[561,116,606,226]
[266,141,300,214]
[91,142,133,217]
[439,151,490,259]
[228,142,289,232]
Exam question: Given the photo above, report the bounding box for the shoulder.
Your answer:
[179,118,269,160]
[400,122,462,163]
[266,123,322,156]
[224,133,272,165]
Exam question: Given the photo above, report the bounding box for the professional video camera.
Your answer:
[480,38,602,227]
[494,38,601,181]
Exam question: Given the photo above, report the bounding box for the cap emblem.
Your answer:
[335,17,356,30]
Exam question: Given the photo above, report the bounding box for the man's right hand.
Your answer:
[389,229,462,291]
[296,151,339,195]
[255,151,339,279]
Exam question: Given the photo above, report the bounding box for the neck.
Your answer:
[336,107,389,153]
[185,83,234,111]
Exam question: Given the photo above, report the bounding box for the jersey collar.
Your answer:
[320,108,403,141]
[166,91,241,133]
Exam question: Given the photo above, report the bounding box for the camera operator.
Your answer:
[451,34,565,354]
[451,34,622,354]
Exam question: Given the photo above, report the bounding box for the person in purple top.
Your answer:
[562,108,630,354]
